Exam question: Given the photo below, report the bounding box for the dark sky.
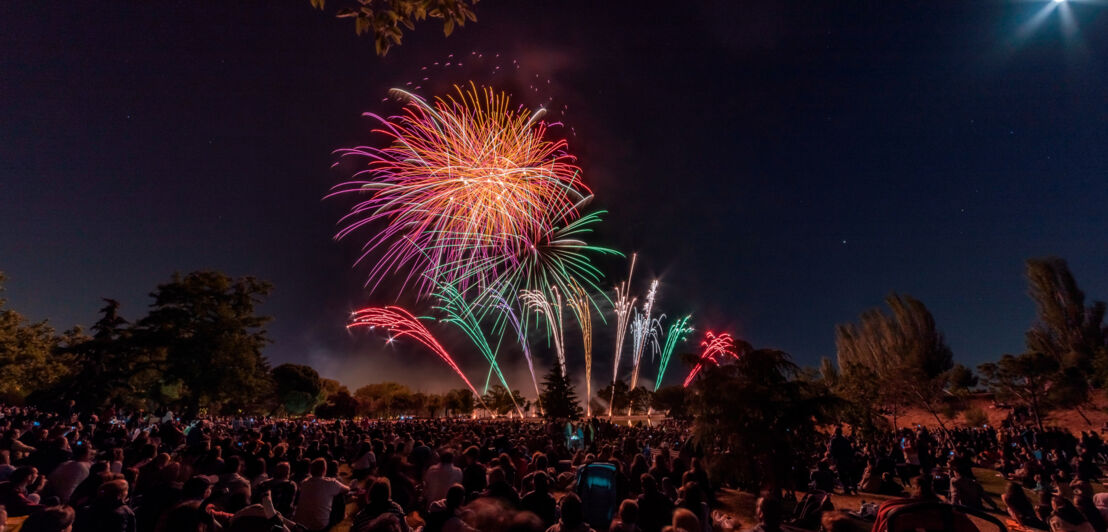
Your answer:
[3,0,1107,395]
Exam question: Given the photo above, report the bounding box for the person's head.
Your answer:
[308,457,327,478]
[272,462,290,481]
[99,479,128,503]
[10,466,38,488]
[910,475,935,499]
[19,505,75,532]
[488,466,506,485]
[368,477,392,503]
[445,484,465,509]
[756,496,781,526]
[558,493,585,527]
[182,476,213,501]
[680,482,704,506]
[617,499,639,524]
[439,451,454,465]
[223,456,241,475]
[641,473,658,493]
[531,471,549,493]
[72,443,92,462]
[672,508,700,532]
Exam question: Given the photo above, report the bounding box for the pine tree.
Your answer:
[540,365,582,420]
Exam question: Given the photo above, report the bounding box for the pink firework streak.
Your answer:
[348,306,488,408]
[683,332,739,387]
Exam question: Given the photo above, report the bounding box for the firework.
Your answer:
[491,292,542,404]
[477,209,620,313]
[434,283,523,417]
[348,306,488,409]
[683,332,739,387]
[627,280,660,415]
[565,281,593,416]
[609,254,638,416]
[655,315,693,390]
[520,287,566,374]
[329,84,591,299]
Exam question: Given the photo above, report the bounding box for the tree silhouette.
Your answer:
[687,348,838,491]
[836,293,954,431]
[979,352,1059,430]
[1024,257,1106,423]
[136,271,275,415]
[540,365,582,420]
[272,363,323,415]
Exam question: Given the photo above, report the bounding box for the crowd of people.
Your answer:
[0,404,734,532]
[4,400,1108,532]
[811,423,1108,532]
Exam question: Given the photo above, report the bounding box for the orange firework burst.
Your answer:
[329,83,591,298]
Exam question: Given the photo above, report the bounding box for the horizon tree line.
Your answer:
[0,256,1103,431]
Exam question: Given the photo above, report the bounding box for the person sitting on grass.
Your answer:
[351,477,409,532]
[424,484,474,532]
[1002,481,1047,530]
[748,496,782,532]
[1050,496,1095,532]
[949,467,998,511]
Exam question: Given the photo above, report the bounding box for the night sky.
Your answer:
[3,1,1107,394]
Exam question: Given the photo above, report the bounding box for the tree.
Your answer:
[651,385,689,419]
[0,273,72,402]
[947,364,979,394]
[443,388,475,417]
[687,348,839,491]
[272,363,323,415]
[979,352,1059,430]
[424,393,444,418]
[319,378,346,403]
[50,299,159,409]
[136,271,275,415]
[596,381,631,415]
[1024,257,1107,422]
[315,389,359,419]
[482,385,525,416]
[310,0,478,56]
[539,366,582,420]
[354,382,412,418]
[836,293,955,431]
